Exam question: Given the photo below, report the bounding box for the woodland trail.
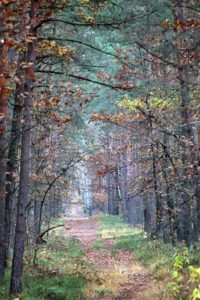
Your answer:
[65,217,161,300]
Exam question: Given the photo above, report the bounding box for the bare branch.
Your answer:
[36,69,135,90]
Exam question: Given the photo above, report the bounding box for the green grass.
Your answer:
[0,271,10,299]
[99,215,200,283]
[0,273,86,300]
[99,215,174,279]
[99,214,125,229]
[2,216,199,299]
[0,235,87,300]
[22,274,86,300]
[99,214,140,240]
[91,240,104,250]
[47,236,84,258]
[114,233,174,279]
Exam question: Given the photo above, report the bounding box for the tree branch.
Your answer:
[39,36,135,68]
[135,42,177,68]
[38,225,64,240]
[36,69,134,90]
[36,9,158,29]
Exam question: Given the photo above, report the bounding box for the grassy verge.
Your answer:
[99,215,200,299]
[99,214,174,279]
[0,233,89,300]
[1,216,199,299]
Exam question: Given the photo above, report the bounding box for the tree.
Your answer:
[0,3,9,279]
[10,0,39,294]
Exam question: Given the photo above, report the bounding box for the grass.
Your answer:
[0,222,111,300]
[1,269,87,300]
[91,240,104,250]
[22,274,86,300]
[99,214,200,299]
[115,233,174,279]
[0,271,10,299]
[0,234,88,300]
[1,216,199,299]
[99,215,175,279]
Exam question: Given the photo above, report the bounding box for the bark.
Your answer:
[4,60,24,264]
[143,195,154,234]
[10,70,32,294]
[161,133,176,245]
[105,134,119,215]
[178,65,193,247]
[0,5,9,279]
[107,172,113,214]
[10,0,38,294]
[116,148,128,221]
[194,173,200,242]
[116,175,127,218]
[0,109,6,280]
[173,0,198,248]
[151,142,161,234]
[107,172,118,215]
[145,96,161,234]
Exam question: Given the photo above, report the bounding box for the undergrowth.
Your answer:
[99,215,200,299]
[1,216,199,300]
[91,240,104,250]
[0,235,89,300]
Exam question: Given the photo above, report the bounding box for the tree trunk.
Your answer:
[0,5,9,279]
[107,172,117,215]
[143,195,154,234]
[178,65,193,247]
[151,142,161,234]
[10,0,38,294]
[173,0,198,248]
[146,96,161,234]
[161,133,176,245]
[116,148,128,221]
[5,60,24,265]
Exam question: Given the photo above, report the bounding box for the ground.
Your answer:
[65,216,162,300]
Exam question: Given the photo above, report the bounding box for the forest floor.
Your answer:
[65,216,163,300]
[1,215,199,299]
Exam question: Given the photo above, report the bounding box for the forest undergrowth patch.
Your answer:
[0,235,92,300]
[1,216,199,300]
[99,215,200,299]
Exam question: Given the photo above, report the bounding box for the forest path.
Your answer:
[65,216,161,300]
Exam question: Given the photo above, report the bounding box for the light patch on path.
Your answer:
[65,217,162,300]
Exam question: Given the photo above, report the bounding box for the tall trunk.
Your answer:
[0,5,9,279]
[5,60,24,264]
[151,143,161,234]
[115,173,127,220]
[178,65,193,247]
[10,87,32,293]
[161,133,176,245]
[143,194,154,234]
[10,0,38,294]
[105,134,118,215]
[107,172,118,215]
[0,84,7,280]
[194,166,200,242]
[116,148,128,221]
[195,128,200,241]
[145,96,161,234]
[173,0,198,248]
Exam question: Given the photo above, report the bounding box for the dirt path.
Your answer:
[65,217,161,300]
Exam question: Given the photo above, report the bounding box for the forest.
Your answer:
[0,0,200,299]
